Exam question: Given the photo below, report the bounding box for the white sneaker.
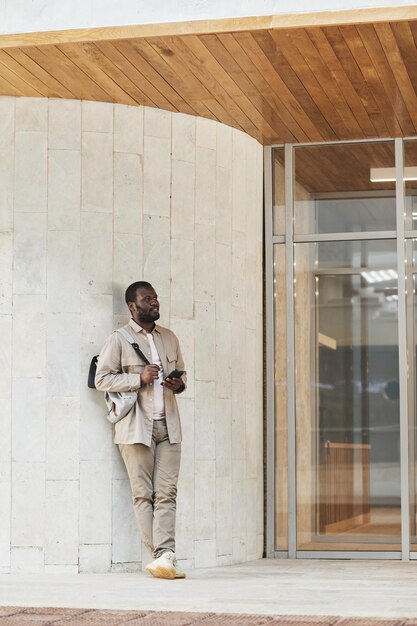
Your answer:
[173,557,186,579]
[146,551,186,579]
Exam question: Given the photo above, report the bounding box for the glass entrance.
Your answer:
[405,139,417,558]
[294,241,400,551]
[267,138,413,558]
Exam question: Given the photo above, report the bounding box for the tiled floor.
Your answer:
[0,609,416,626]
[1,560,417,623]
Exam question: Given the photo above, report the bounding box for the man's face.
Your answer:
[129,286,160,324]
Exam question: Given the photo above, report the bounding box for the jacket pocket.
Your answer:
[166,350,177,367]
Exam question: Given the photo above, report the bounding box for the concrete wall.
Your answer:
[1,0,416,34]
[0,97,264,573]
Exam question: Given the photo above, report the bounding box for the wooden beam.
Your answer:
[0,6,416,49]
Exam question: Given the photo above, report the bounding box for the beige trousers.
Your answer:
[118,418,181,559]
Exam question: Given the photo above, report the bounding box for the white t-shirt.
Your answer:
[147,333,165,420]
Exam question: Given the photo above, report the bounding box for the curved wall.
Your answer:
[0,97,264,573]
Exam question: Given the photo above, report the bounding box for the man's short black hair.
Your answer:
[125,281,153,305]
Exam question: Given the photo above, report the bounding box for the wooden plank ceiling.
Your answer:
[1,12,417,145]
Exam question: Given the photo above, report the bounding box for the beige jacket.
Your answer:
[95,319,186,445]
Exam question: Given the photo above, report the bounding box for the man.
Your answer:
[95,281,186,579]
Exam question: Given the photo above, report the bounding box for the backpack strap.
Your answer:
[116,327,151,365]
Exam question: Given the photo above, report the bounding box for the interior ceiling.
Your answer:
[273,136,417,193]
[1,11,417,146]
[280,141,398,194]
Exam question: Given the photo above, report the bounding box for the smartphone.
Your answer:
[165,369,185,380]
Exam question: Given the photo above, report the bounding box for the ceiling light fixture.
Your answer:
[370,166,417,182]
[361,269,398,283]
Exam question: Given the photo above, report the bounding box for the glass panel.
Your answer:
[306,239,397,271]
[409,240,416,552]
[273,147,285,236]
[274,245,287,550]
[405,141,417,553]
[294,142,396,235]
[295,239,401,551]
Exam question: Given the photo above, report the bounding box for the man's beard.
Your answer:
[138,310,160,324]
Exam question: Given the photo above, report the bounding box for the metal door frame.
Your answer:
[265,137,414,560]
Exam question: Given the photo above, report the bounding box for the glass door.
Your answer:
[409,241,417,554]
[294,241,400,551]
[266,137,417,559]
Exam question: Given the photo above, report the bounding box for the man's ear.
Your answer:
[127,302,135,314]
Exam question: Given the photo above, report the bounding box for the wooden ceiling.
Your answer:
[1,7,417,145]
[274,136,417,194]
[292,141,397,194]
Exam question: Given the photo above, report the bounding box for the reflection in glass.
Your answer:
[408,208,417,552]
[313,239,396,270]
[405,141,417,551]
[274,245,287,550]
[294,142,396,235]
[411,264,417,550]
[295,240,401,551]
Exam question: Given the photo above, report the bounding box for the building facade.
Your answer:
[1,0,417,572]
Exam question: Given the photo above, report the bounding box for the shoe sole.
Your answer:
[146,564,176,579]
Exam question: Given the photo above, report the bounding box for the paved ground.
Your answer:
[0,609,417,626]
[1,560,417,624]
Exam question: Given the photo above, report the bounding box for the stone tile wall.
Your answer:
[0,97,264,573]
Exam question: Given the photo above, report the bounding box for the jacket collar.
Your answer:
[128,318,161,335]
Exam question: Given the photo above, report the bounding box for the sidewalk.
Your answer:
[0,607,416,625]
[0,559,416,621]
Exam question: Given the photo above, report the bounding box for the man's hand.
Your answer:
[140,364,160,385]
[163,377,184,393]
